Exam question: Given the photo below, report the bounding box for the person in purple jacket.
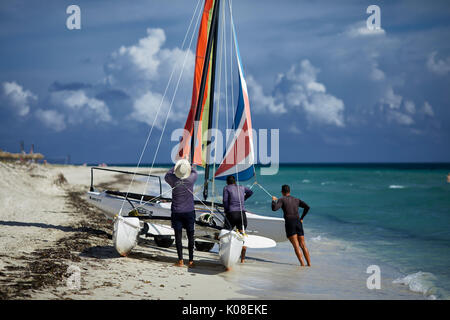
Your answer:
[164,158,198,267]
[222,175,253,263]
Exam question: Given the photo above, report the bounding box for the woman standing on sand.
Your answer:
[164,159,198,268]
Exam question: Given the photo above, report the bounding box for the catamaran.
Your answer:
[86,0,284,268]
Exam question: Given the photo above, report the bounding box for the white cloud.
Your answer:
[245,60,346,128]
[247,75,286,114]
[380,89,422,126]
[50,90,111,124]
[130,91,172,128]
[35,109,66,131]
[404,100,416,114]
[104,28,195,128]
[381,86,402,110]
[387,110,414,126]
[1,81,37,116]
[105,28,167,83]
[288,125,302,135]
[423,101,434,117]
[274,60,345,127]
[345,21,386,38]
[427,51,450,76]
[370,61,385,81]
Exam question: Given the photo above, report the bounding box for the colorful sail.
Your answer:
[177,0,215,166]
[214,21,255,181]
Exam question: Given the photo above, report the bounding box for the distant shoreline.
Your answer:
[72,162,450,170]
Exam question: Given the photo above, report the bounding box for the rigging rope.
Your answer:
[117,0,274,221]
[225,0,245,233]
[255,180,274,198]
[135,0,203,205]
[117,0,203,215]
[229,0,234,131]
[210,0,226,203]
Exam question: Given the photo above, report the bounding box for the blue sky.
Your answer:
[1,0,450,164]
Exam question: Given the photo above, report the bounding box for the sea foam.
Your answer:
[393,271,438,298]
[389,185,405,189]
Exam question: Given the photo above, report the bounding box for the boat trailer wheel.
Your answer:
[194,241,215,252]
[153,235,174,248]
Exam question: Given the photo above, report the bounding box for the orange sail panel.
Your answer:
[177,0,215,166]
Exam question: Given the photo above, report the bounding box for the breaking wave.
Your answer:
[393,271,440,299]
[389,185,406,189]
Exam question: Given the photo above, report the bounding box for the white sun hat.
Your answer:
[174,159,191,180]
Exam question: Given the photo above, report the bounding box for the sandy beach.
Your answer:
[0,162,251,300]
[0,162,438,300]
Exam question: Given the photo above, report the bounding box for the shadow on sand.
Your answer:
[79,239,227,275]
[0,220,109,238]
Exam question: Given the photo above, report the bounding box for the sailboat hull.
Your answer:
[86,190,286,242]
[218,230,244,268]
[113,216,140,256]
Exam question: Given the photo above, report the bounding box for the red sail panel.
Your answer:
[177,0,215,165]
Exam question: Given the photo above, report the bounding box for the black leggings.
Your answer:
[174,228,195,262]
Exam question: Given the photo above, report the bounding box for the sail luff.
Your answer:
[203,3,219,200]
[191,0,220,165]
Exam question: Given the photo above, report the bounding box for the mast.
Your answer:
[203,2,219,200]
[190,0,220,165]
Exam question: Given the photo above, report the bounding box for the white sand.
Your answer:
[0,162,252,300]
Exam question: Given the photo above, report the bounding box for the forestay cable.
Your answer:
[118,0,203,215]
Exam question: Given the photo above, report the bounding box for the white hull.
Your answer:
[113,216,140,256]
[87,190,285,242]
[218,230,244,269]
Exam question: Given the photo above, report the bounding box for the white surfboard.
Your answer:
[243,234,276,249]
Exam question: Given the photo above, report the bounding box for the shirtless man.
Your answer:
[272,184,311,266]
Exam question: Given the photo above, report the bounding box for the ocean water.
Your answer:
[219,164,450,299]
[134,163,450,299]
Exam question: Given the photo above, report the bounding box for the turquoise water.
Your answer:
[128,163,450,298]
[232,164,450,299]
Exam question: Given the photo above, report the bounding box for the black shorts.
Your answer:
[225,211,248,231]
[171,211,195,232]
[285,219,304,238]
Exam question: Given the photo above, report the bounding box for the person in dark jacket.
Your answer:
[223,175,253,263]
[164,158,198,267]
[272,184,311,266]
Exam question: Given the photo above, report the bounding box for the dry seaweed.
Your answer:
[0,190,112,299]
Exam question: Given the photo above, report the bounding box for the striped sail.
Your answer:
[177,0,215,166]
[214,21,255,181]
